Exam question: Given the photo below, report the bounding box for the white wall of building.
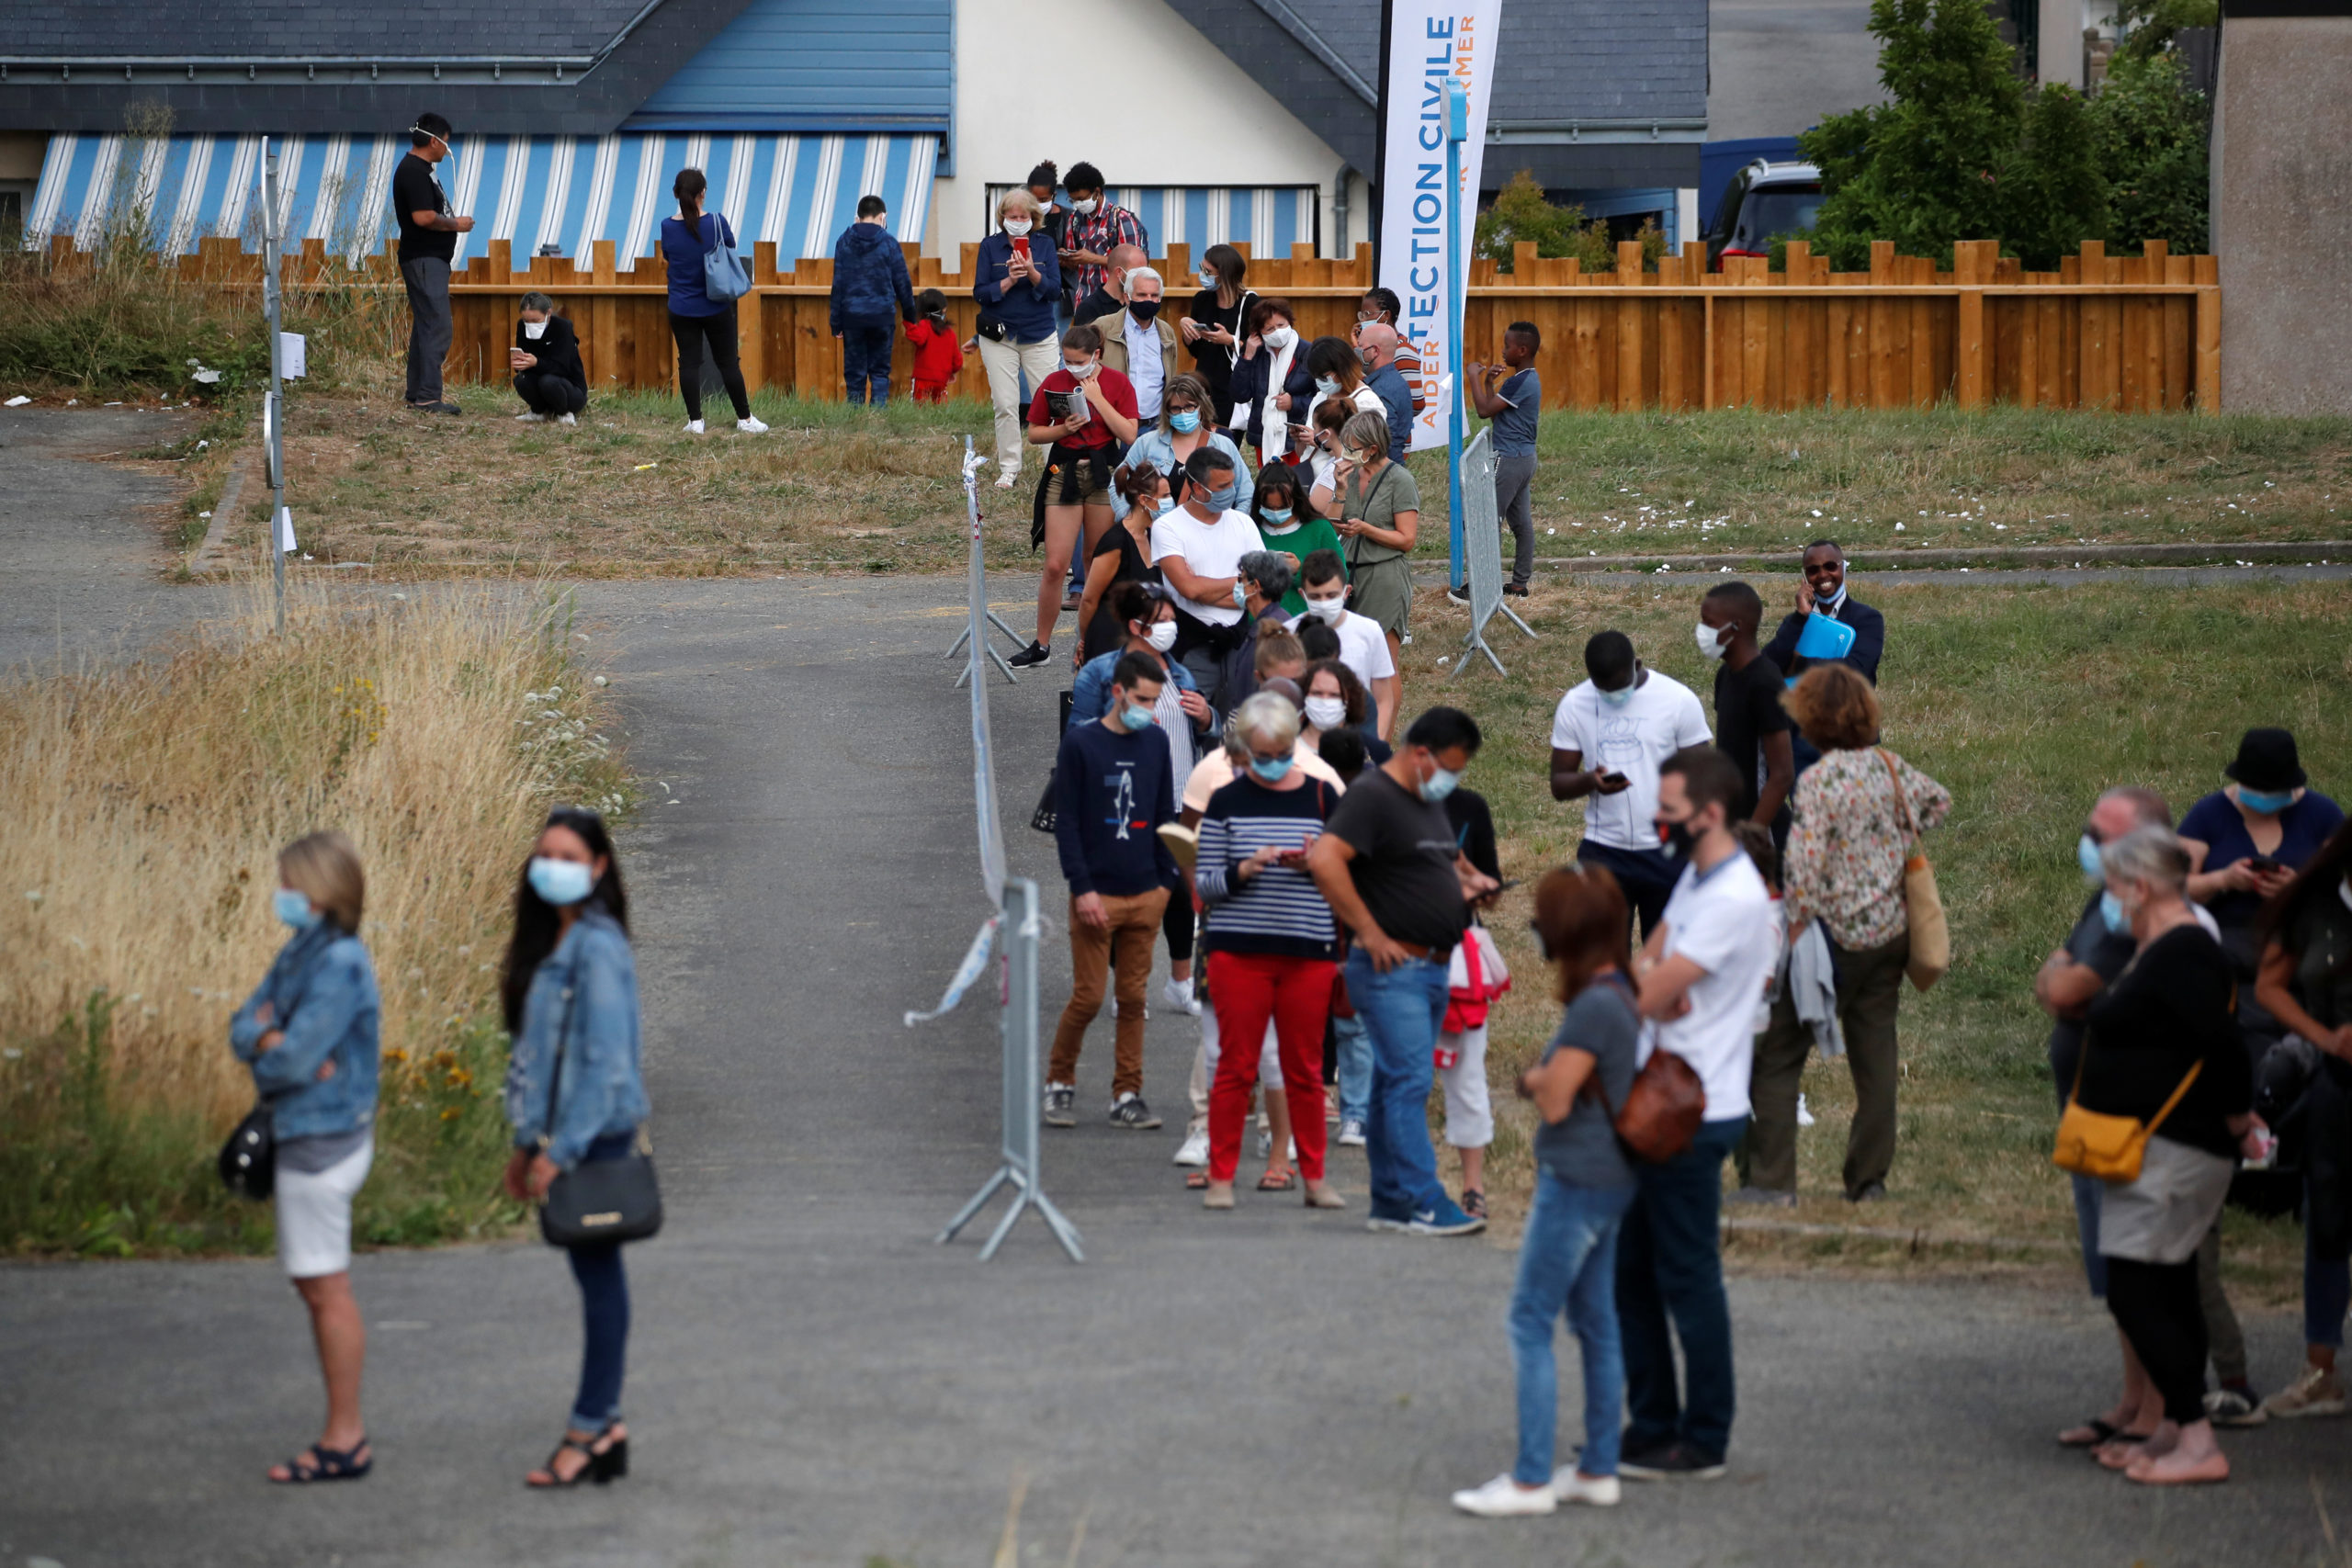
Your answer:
[929,0,1355,265]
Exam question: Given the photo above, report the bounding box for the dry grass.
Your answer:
[1410,576,2351,1296]
[0,581,629,1255]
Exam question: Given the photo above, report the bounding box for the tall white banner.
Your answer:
[1379,0,1504,453]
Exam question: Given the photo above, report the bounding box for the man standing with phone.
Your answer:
[1551,631,1713,942]
[392,113,473,415]
[1762,539,1885,773]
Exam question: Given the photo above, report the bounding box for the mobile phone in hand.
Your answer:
[1011,235,1030,259]
[2245,855,2282,874]
[1597,769,1629,788]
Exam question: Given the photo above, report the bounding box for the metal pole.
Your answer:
[943,435,1021,684]
[1444,80,1469,592]
[261,139,288,636]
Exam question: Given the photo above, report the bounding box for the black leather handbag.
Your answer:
[536,980,662,1247]
[218,1102,276,1200]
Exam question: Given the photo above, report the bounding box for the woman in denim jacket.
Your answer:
[500,806,650,1487]
[229,829,382,1484]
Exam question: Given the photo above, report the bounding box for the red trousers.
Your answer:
[1206,951,1338,1183]
[912,378,953,404]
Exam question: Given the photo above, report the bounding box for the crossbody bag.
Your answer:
[535,960,662,1247]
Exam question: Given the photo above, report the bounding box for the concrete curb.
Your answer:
[186,442,255,576]
[1513,539,2350,575]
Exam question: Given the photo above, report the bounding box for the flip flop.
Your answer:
[2057,1417,2122,1448]
[1184,1170,1211,1190]
[1256,1168,1297,1192]
[2094,1433,2157,1469]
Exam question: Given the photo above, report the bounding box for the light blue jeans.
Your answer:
[1333,1010,1372,1125]
[1346,949,1451,1219]
[1511,1169,1636,1484]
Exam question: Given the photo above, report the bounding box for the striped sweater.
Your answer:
[1195,775,1340,959]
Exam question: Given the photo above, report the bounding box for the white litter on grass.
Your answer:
[390,592,407,601]
[1797,1094,1815,1127]
[3,395,28,407]
[1895,523,1905,532]
[1811,509,1823,517]
[198,510,211,519]
[594,675,609,687]
[1546,527,1555,535]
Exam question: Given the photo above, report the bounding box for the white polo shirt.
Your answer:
[1641,847,1775,1122]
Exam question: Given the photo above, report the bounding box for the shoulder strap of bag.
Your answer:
[2145,1059,2205,1136]
[1878,748,1921,845]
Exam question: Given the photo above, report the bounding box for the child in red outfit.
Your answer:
[905,288,964,403]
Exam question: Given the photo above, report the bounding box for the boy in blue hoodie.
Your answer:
[831,195,916,404]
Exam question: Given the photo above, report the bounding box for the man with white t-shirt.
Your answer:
[1150,447,1265,713]
[1288,547,1399,739]
[1618,745,1776,1483]
[1550,629,1712,942]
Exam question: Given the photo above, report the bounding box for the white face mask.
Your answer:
[1072,197,1099,216]
[1003,218,1033,237]
[1303,594,1346,622]
[1305,695,1348,731]
[1065,360,1098,381]
[521,319,548,340]
[1144,620,1178,653]
[1695,620,1730,661]
[1264,324,1296,350]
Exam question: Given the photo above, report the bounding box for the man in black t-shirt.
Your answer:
[390,113,474,413]
[1695,581,1792,833]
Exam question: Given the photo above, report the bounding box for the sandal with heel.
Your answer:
[269,1437,371,1484]
[526,1423,627,1488]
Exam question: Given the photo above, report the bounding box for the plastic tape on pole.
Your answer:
[903,915,999,1027]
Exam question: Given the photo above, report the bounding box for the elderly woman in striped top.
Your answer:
[1196,693,1350,1213]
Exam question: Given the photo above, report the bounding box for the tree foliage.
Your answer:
[1475,170,1667,273]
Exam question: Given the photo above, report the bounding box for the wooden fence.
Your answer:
[120,232,2222,413]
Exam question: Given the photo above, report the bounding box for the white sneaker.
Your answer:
[558,412,577,426]
[514,411,546,423]
[1550,1469,1622,1507]
[1337,1119,1366,1147]
[993,470,1018,489]
[2262,1365,2348,1419]
[1171,1128,1209,1168]
[1451,1473,1556,1517]
[737,415,769,434]
[1161,977,1201,1015]
[683,419,707,434]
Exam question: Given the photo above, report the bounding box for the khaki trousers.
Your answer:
[1047,888,1170,1100]
[1746,927,1909,1197]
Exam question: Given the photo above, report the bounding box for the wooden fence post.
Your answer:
[1955,239,1990,409]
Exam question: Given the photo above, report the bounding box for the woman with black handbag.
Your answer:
[500,807,654,1488]
[228,829,383,1484]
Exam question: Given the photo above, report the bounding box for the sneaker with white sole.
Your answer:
[1408,1198,1485,1236]
[558,412,577,426]
[1337,1118,1366,1147]
[993,471,1018,489]
[2203,1385,2267,1427]
[1617,1442,1725,1481]
[2262,1365,2347,1419]
[1108,1093,1161,1130]
[1161,976,1202,1015]
[1042,1083,1076,1128]
[737,415,769,434]
[514,411,546,423]
[683,418,707,434]
[1450,1473,1556,1517]
[1550,1469,1623,1507]
[1171,1127,1209,1167]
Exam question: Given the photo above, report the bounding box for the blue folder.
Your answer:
[1785,612,1858,687]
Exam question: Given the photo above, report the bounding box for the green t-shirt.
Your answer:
[1258,514,1347,615]
[1340,459,1421,568]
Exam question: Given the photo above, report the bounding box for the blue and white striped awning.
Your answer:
[28,131,939,267]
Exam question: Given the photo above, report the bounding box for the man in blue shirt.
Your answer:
[1357,322,1417,463]
[1761,539,1885,773]
[1467,321,1543,597]
[1047,653,1180,1131]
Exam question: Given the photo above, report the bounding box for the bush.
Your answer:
[2097,52,2211,255]
[1476,170,1665,273]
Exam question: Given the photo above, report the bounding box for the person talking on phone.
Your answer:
[509,292,586,424]
[391,113,473,414]
[1550,630,1713,943]
[974,188,1064,489]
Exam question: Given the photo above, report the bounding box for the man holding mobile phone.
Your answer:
[392,113,474,414]
[1551,630,1713,942]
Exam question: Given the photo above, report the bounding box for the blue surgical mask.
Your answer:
[1315,376,1342,397]
[1170,409,1202,434]
[273,886,320,930]
[1232,581,1250,609]
[1151,496,1176,516]
[1600,684,1635,709]
[2237,786,2295,814]
[2099,890,2131,934]
[2077,833,2106,883]
[1250,754,1295,783]
[1261,507,1294,525]
[1204,485,1238,513]
[528,855,594,907]
[1123,703,1159,730]
[1419,763,1462,803]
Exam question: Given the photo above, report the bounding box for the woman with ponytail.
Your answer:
[657,168,766,435]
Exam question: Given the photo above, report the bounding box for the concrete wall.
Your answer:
[2214,15,2352,414]
[929,0,1347,261]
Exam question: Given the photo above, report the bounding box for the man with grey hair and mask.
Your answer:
[1098,265,1176,422]
[391,112,474,414]
[1150,446,1265,712]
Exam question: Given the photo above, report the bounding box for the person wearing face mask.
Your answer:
[1012,323,1139,669]
[509,291,587,424]
[1614,746,1776,1480]
[1149,446,1267,712]
[2072,826,2264,1486]
[1355,286,1426,413]
[1216,552,1301,714]
[2039,788,2246,1449]
[498,807,650,1489]
[1741,664,1949,1207]
[1302,334,1388,438]
[1327,410,1421,694]
[974,188,1066,489]
[1307,706,1500,1236]
[1020,160,1072,320]
[1178,243,1256,429]
[1550,630,1713,945]
[1464,321,1544,599]
[1194,692,1349,1212]
[392,112,473,414]
[1300,657,1391,764]
[1094,265,1178,423]
[1695,581,1794,839]
[1355,323,1417,463]
[1079,465,1172,661]
[1112,373,1252,531]
[1046,654,1182,1132]
[1072,242,1147,327]
[1288,548,1396,739]
[1230,299,1316,464]
[231,830,382,1484]
[1057,163,1148,306]
[1250,468,1341,615]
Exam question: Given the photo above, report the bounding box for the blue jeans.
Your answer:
[1576,840,1680,943]
[1347,949,1451,1219]
[1511,1170,1636,1484]
[1333,1010,1371,1125]
[842,315,896,405]
[1617,1115,1744,1462]
[2072,1173,2109,1298]
[564,1133,634,1432]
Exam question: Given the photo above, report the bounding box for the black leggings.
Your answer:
[2107,1256,2208,1425]
[670,309,749,422]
